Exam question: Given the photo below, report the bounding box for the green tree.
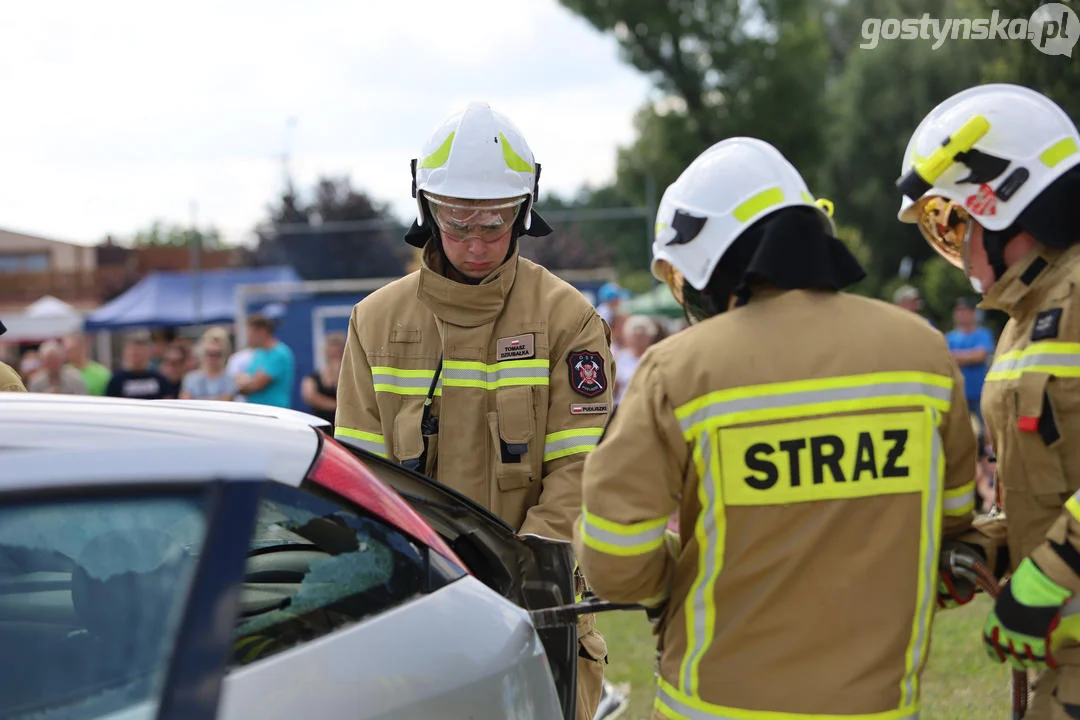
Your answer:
[126,220,222,250]
[256,176,408,280]
[559,0,835,271]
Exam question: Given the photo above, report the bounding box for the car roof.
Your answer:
[0,395,322,492]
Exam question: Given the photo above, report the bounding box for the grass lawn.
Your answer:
[597,595,1017,720]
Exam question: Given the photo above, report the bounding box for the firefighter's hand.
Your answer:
[937,541,981,609]
[983,557,1072,671]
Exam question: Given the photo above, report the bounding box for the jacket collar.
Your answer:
[416,241,518,327]
[980,243,1079,316]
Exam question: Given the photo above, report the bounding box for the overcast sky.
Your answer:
[0,1,653,247]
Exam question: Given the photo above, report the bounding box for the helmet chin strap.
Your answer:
[982,221,1023,282]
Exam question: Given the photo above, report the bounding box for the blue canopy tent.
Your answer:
[84,266,303,330]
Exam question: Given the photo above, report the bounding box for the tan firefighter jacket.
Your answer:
[978,244,1080,646]
[334,243,614,542]
[573,287,978,720]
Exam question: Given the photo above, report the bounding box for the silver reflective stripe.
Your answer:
[543,435,599,456]
[681,433,719,693]
[371,372,439,390]
[580,514,665,550]
[335,433,386,457]
[679,382,952,434]
[942,488,974,512]
[442,365,548,383]
[903,419,941,706]
[656,683,918,720]
[989,352,1080,375]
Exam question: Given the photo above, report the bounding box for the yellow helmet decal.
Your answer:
[420,131,455,169]
[500,132,534,173]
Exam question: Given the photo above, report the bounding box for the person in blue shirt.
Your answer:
[235,313,295,408]
[945,297,995,423]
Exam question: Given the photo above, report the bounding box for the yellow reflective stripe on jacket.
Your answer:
[579,508,668,557]
[371,361,549,395]
[334,427,388,458]
[674,373,947,708]
[371,366,442,396]
[543,427,603,461]
[442,359,549,389]
[655,677,918,720]
[681,432,724,696]
[942,481,975,517]
[1066,492,1080,524]
[985,342,1080,381]
[902,408,942,708]
[676,371,952,440]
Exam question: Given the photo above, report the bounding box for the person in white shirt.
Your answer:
[613,314,659,405]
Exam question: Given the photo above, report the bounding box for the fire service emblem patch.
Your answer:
[567,350,607,399]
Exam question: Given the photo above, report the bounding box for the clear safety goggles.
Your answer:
[914,195,975,270]
[426,193,525,243]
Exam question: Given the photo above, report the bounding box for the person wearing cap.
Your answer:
[945,297,995,426]
[333,101,616,720]
[895,83,1080,714]
[574,136,993,719]
[0,321,26,392]
[892,284,935,327]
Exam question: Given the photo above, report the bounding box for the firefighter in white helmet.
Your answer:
[897,82,1080,718]
[334,102,616,720]
[574,137,985,719]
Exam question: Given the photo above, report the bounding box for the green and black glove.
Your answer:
[983,557,1073,671]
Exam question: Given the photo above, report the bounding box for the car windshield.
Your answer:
[0,491,207,720]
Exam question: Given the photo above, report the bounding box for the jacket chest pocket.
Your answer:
[1008,371,1068,505]
[487,386,537,490]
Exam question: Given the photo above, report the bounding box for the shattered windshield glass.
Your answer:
[0,492,207,720]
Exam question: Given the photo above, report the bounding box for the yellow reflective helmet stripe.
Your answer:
[985,342,1080,381]
[1041,137,1079,168]
[676,371,952,440]
[334,427,388,458]
[942,481,975,517]
[732,187,784,223]
[543,427,603,461]
[579,508,668,557]
[419,131,455,169]
[499,132,534,173]
[655,677,919,720]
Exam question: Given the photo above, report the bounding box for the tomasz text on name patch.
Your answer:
[497,334,535,361]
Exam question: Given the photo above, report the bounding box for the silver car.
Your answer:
[0,394,587,720]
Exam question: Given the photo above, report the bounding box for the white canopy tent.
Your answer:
[2,296,85,342]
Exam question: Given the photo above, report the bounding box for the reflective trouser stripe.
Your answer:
[655,678,919,720]
[579,509,668,557]
[543,428,603,461]
[676,372,952,439]
[942,481,975,517]
[334,428,388,458]
[986,342,1080,381]
[442,359,549,389]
